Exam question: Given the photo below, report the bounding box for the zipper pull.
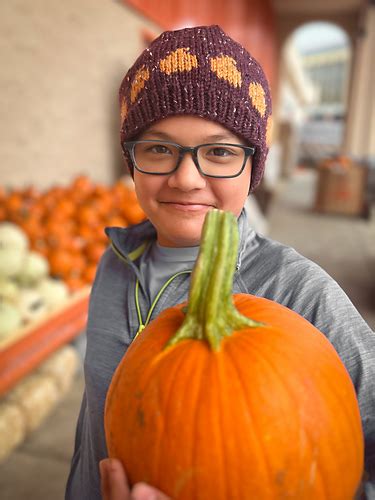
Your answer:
[134,324,145,340]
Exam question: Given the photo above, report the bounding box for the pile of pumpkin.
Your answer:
[0,175,145,292]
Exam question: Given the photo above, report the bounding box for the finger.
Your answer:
[99,459,111,500]
[131,482,171,500]
[100,458,130,500]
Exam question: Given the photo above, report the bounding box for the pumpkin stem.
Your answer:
[167,209,262,350]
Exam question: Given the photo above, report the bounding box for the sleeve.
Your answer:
[288,268,375,498]
[64,390,87,500]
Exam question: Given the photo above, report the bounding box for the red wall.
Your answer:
[123,0,276,89]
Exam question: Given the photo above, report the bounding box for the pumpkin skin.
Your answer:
[105,210,364,500]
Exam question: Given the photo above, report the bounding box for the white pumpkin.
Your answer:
[16,251,49,286]
[17,289,47,323]
[37,278,69,309]
[0,279,20,304]
[0,223,28,251]
[0,402,26,463]
[0,302,22,339]
[0,248,27,279]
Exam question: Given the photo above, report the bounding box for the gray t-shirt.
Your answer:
[139,241,199,303]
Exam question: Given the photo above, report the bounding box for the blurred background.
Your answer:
[0,1,374,498]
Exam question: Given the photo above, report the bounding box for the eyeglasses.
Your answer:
[122,140,256,178]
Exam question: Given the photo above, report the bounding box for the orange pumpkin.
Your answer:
[105,215,128,228]
[65,275,86,292]
[85,242,106,264]
[111,180,129,204]
[120,189,146,224]
[22,185,40,201]
[105,210,364,500]
[71,174,93,195]
[0,185,6,201]
[77,204,100,227]
[76,223,94,242]
[0,206,6,221]
[54,198,76,219]
[5,191,24,214]
[88,195,114,218]
[49,250,75,278]
[19,215,45,242]
[82,263,98,284]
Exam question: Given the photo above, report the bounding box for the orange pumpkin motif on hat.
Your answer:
[159,48,198,75]
[210,55,242,88]
[130,66,150,104]
[249,82,267,117]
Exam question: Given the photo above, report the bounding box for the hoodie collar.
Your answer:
[105,218,156,261]
[105,207,256,270]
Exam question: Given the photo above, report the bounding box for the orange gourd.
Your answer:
[77,205,100,227]
[0,206,6,221]
[120,189,146,224]
[5,192,24,215]
[85,242,106,264]
[105,210,364,500]
[71,174,93,195]
[49,251,72,278]
[82,264,98,284]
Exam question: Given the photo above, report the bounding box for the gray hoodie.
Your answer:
[66,210,375,499]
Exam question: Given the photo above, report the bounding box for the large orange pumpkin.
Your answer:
[110,210,364,498]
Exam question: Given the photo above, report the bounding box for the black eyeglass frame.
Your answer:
[122,140,256,179]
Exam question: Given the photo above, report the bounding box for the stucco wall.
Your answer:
[0,0,160,190]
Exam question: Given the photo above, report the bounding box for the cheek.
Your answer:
[134,175,175,228]
[212,167,251,216]
[134,178,146,204]
[134,174,160,209]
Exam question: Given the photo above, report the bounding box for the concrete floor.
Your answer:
[1,168,374,500]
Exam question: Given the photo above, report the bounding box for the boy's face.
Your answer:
[133,115,252,247]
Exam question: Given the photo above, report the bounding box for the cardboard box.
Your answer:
[314,161,368,216]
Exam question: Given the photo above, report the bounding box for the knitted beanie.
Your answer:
[119,25,272,192]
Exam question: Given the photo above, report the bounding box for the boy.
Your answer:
[66,25,375,499]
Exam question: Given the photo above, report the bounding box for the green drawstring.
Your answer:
[134,278,144,336]
[109,238,192,341]
[134,270,191,339]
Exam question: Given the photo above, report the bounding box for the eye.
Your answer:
[214,148,230,157]
[207,146,237,157]
[145,144,173,155]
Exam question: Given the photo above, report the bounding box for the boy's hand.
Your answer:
[99,458,170,500]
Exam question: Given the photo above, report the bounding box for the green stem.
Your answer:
[167,209,263,350]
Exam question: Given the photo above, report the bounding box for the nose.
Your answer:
[167,152,207,191]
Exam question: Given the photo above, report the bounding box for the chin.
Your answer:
[153,215,203,244]
[171,232,201,247]
[158,226,202,247]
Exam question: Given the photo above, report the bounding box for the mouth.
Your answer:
[159,201,215,212]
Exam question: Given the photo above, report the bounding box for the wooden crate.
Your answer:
[315,162,368,217]
[0,287,90,397]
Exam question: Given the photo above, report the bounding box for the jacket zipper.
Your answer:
[134,270,191,339]
[109,238,192,340]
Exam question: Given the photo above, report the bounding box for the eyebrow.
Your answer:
[140,130,242,143]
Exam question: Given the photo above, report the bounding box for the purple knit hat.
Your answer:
[119,25,272,192]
